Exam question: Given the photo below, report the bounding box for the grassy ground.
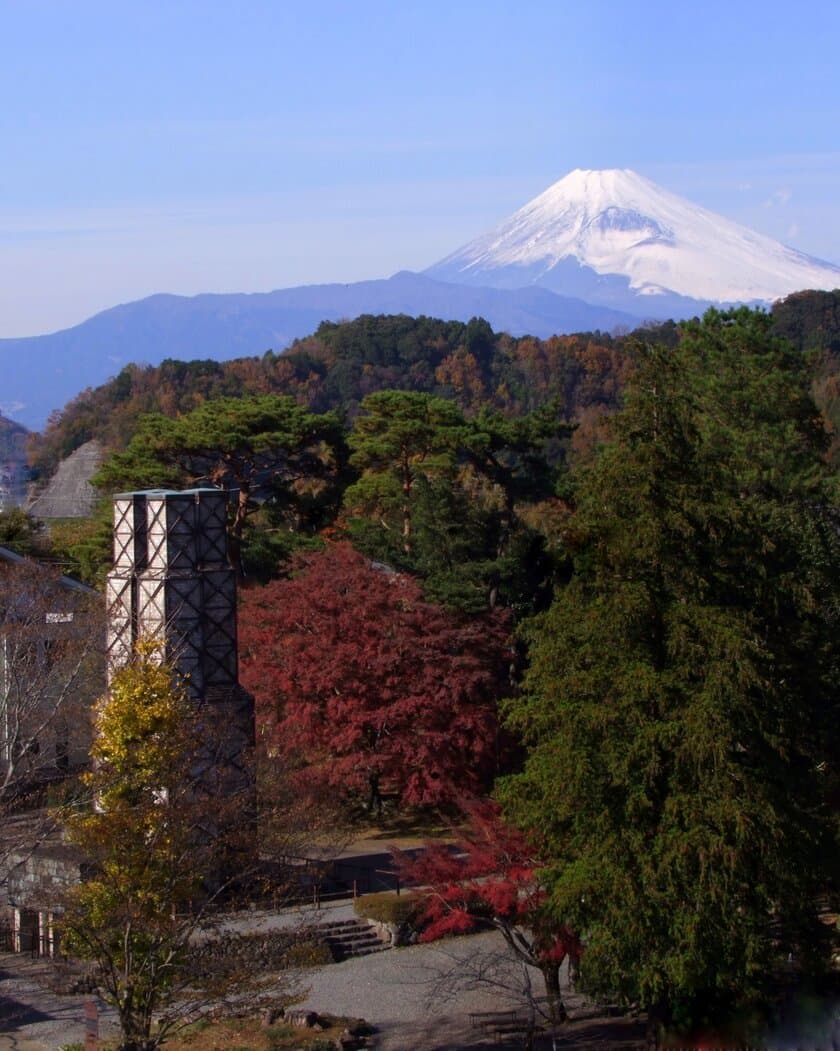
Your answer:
[349,807,458,847]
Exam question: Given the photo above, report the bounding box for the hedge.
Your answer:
[353,891,423,925]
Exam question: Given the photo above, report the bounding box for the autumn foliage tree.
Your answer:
[59,640,314,1051]
[395,802,581,1031]
[60,640,222,1051]
[239,543,511,813]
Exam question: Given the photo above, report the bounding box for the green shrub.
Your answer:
[266,1024,296,1050]
[284,937,332,968]
[354,891,422,925]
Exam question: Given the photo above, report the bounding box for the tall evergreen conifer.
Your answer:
[501,308,840,1034]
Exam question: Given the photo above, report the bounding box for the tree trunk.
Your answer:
[401,457,412,555]
[567,946,580,989]
[541,963,567,1024]
[367,772,383,819]
[229,482,250,578]
[487,568,500,609]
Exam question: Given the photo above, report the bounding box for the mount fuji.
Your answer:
[426,168,840,318]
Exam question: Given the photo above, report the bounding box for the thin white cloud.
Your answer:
[762,187,792,208]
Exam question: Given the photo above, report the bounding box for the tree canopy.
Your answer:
[7,297,840,1044]
[345,389,470,555]
[344,392,562,614]
[59,639,317,1051]
[60,640,218,1050]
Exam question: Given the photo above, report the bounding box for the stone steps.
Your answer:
[315,917,389,962]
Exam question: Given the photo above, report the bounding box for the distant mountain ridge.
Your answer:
[0,272,641,430]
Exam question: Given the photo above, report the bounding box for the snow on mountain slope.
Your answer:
[427,169,840,304]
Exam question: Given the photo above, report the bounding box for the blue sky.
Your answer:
[1,0,838,336]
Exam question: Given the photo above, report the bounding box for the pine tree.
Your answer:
[95,394,346,575]
[345,390,468,556]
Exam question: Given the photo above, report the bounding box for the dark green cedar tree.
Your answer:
[500,308,840,1036]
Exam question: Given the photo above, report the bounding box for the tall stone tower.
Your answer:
[105,489,254,798]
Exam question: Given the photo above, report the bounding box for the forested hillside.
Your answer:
[23,290,840,601]
[30,314,643,476]
[30,291,840,482]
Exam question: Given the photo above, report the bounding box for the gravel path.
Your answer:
[296,930,584,1050]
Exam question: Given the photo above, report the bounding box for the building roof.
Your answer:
[0,545,97,593]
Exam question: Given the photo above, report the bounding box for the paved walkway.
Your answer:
[0,919,639,1050]
[297,929,587,1050]
[0,954,119,1050]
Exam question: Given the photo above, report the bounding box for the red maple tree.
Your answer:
[239,542,511,812]
[396,801,582,1018]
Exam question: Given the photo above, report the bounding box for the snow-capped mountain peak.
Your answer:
[427,168,840,308]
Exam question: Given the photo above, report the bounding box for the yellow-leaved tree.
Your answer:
[58,639,317,1051]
